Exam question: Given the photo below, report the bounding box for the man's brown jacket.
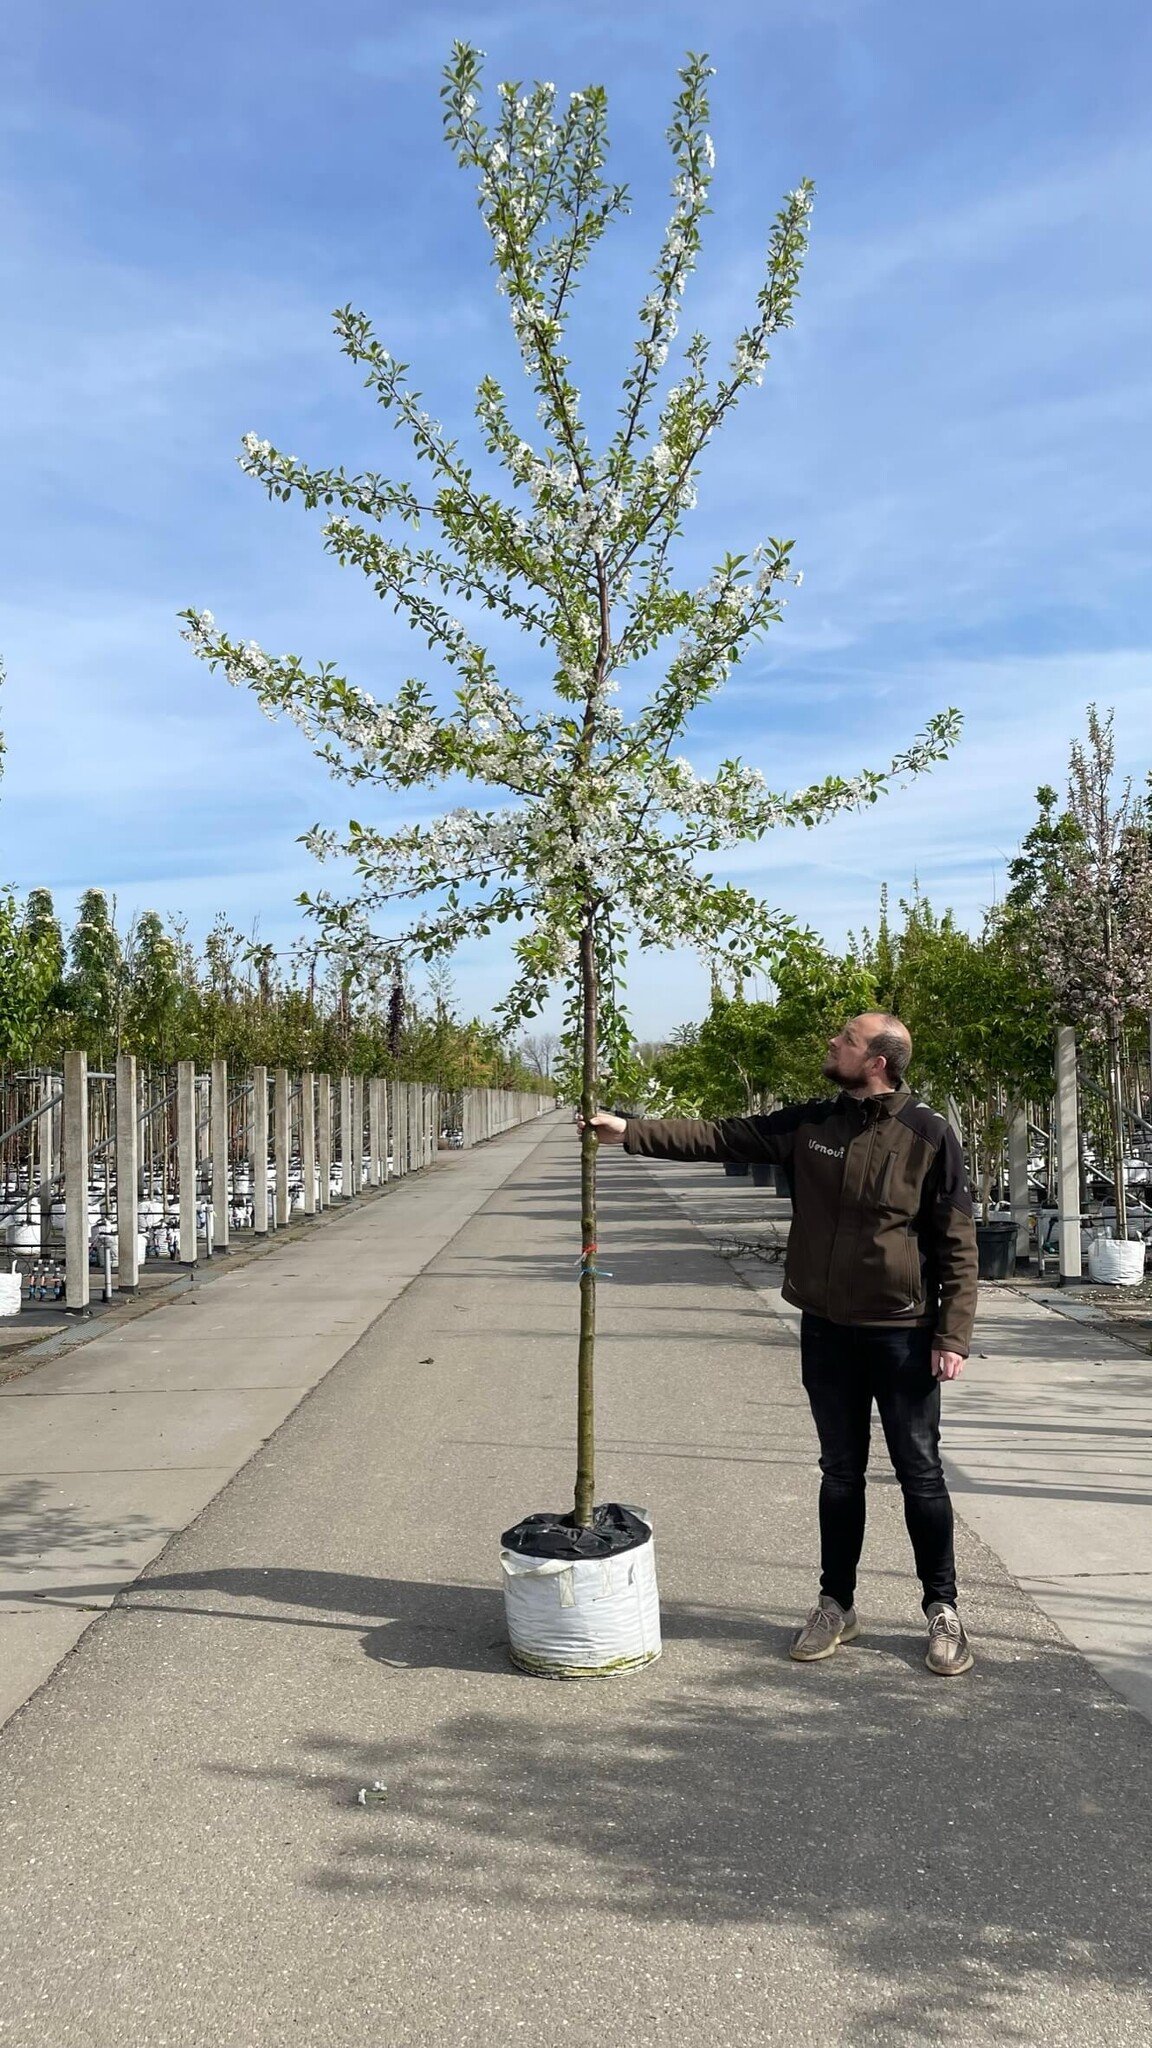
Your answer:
[623,1084,979,1356]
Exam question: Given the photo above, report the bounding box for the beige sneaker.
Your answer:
[925,1602,974,1676]
[789,1596,860,1662]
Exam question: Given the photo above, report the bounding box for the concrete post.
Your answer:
[367,1077,382,1188]
[196,1075,210,1239]
[252,1067,269,1234]
[337,1074,351,1198]
[1008,1108,1031,1265]
[301,1070,317,1217]
[386,1082,398,1177]
[115,1052,139,1290]
[210,1057,229,1253]
[176,1058,197,1265]
[1055,1026,1082,1281]
[38,1072,57,1251]
[63,1050,90,1310]
[317,1075,331,1212]
[351,1075,364,1193]
[274,1068,290,1228]
[947,1096,964,1146]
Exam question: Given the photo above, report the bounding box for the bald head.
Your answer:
[823,1012,912,1096]
[859,1012,912,1088]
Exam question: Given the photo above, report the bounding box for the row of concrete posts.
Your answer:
[52,1052,551,1312]
[955,1024,1083,1274]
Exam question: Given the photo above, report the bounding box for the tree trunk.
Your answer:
[1107,1021,1128,1240]
[574,915,598,1528]
[979,1092,993,1221]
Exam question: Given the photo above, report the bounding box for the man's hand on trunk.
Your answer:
[573,1111,628,1144]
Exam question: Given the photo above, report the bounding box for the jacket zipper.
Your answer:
[841,1122,879,1321]
[880,1137,919,1310]
[904,1224,920,1308]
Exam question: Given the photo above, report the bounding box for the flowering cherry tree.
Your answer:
[183,47,958,1526]
[1035,707,1152,1241]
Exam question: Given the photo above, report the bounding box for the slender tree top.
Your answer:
[1031,704,1152,1039]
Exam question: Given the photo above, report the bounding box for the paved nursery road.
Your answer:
[0,1115,1149,2046]
[0,1124,553,1726]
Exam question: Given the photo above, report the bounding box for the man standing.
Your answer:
[584,1013,979,1676]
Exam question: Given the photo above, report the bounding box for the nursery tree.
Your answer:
[125,911,188,1066]
[647,995,775,1116]
[23,889,67,1062]
[859,888,1050,1105]
[183,48,959,1526]
[1031,708,1152,1238]
[854,885,1054,1210]
[767,930,878,1100]
[650,934,877,1117]
[65,889,124,1065]
[25,890,65,987]
[0,892,60,1063]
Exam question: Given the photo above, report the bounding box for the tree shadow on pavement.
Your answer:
[111,1559,1152,2042]
[0,1477,164,1565]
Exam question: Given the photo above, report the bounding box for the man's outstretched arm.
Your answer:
[576,1107,809,1166]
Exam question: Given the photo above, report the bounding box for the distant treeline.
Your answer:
[0,887,546,1090]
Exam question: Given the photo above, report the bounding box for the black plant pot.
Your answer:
[723,1162,750,1178]
[751,1164,776,1188]
[975,1220,1017,1280]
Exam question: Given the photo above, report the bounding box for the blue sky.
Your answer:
[1,0,1149,1038]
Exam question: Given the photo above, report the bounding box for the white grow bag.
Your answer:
[501,1507,662,1680]
[1086,1234,1147,1286]
[0,1271,23,1318]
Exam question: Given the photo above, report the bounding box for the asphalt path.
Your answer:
[0,1118,1149,2046]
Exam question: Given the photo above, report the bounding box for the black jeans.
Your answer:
[799,1313,958,1613]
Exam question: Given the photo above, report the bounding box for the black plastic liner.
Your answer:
[501,1502,650,1561]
